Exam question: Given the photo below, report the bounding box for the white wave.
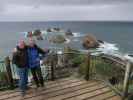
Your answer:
[57,51,63,54]
[97,42,119,54]
[65,38,71,44]
[41,30,48,35]
[99,42,118,50]
[86,41,133,63]
[124,54,133,62]
[72,32,83,37]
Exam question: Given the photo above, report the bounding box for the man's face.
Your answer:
[18,40,25,49]
[29,39,35,47]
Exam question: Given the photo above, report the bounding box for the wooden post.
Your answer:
[51,54,55,81]
[85,53,91,81]
[4,56,14,88]
[123,61,131,99]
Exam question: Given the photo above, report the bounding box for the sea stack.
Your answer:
[82,34,99,49]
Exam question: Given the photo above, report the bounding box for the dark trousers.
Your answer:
[30,67,44,87]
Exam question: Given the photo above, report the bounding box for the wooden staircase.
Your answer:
[0,77,122,100]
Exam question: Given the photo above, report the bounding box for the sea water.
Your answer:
[0,21,133,57]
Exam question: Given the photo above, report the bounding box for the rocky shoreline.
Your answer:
[22,28,133,63]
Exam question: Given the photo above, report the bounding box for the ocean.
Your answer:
[0,21,133,57]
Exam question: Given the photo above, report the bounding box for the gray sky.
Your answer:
[0,0,133,21]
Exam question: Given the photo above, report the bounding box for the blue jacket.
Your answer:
[27,45,45,68]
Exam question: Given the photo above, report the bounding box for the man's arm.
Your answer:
[12,52,18,65]
[35,45,49,55]
[12,48,20,66]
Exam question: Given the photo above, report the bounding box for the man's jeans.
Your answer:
[17,67,28,94]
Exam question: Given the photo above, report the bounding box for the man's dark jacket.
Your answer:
[12,46,28,68]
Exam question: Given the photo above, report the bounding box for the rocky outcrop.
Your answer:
[47,28,61,32]
[65,29,73,36]
[98,40,104,44]
[53,28,61,32]
[82,34,99,49]
[33,29,43,40]
[49,35,66,44]
[47,28,52,32]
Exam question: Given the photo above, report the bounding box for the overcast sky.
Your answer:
[0,0,133,21]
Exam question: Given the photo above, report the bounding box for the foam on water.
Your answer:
[97,42,119,54]
[72,32,85,37]
[41,31,48,35]
[95,42,133,62]
[124,54,133,62]
[57,51,63,54]
[65,38,71,44]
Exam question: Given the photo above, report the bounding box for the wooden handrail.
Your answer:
[4,56,14,89]
[123,61,132,99]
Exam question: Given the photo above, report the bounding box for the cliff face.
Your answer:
[82,34,99,49]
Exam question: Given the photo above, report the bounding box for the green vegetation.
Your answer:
[0,62,6,81]
[78,56,125,78]
[0,62,8,90]
[0,72,7,83]
[77,55,125,92]
[63,46,86,68]
[71,54,85,66]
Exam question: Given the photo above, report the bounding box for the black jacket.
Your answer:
[12,46,28,68]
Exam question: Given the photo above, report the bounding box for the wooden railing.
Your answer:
[86,54,132,100]
[0,51,132,99]
[49,52,132,99]
[0,57,14,90]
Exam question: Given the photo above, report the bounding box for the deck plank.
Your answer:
[64,86,110,100]
[106,96,122,100]
[47,83,107,100]
[0,77,122,100]
[85,91,116,100]
[0,78,80,100]
[25,81,98,100]
[0,77,74,96]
